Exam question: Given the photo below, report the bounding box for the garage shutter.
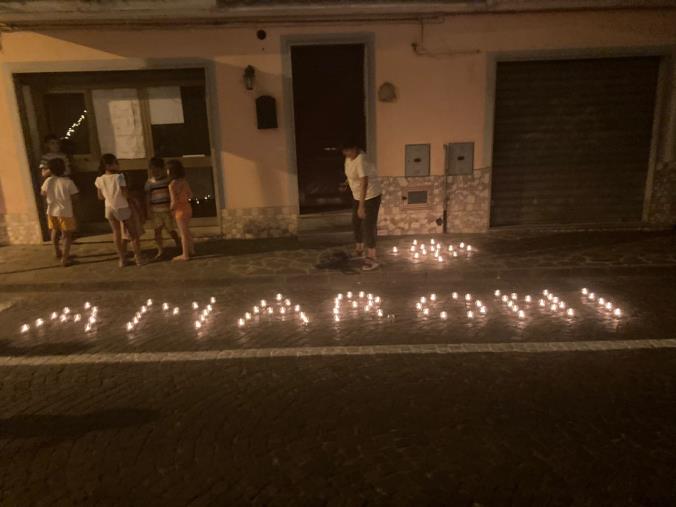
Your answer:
[490,57,660,227]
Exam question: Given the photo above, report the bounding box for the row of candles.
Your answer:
[391,238,474,263]
[20,301,98,334]
[18,288,624,334]
[236,293,309,328]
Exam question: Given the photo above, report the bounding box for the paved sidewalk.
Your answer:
[1,230,674,290]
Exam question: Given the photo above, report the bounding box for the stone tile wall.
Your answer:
[0,213,43,245]
[646,161,676,225]
[377,170,491,236]
[220,206,298,239]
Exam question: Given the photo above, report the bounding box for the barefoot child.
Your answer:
[167,159,195,261]
[94,153,144,267]
[40,158,78,267]
[145,157,180,259]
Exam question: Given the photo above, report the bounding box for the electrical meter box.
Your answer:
[404,144,430,177]
[445,142,474,175]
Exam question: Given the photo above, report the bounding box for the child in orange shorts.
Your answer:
[40,158,79,266]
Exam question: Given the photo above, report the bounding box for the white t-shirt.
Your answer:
[345,152,381,201]
[95,173,129,211]
[40,176,79,217]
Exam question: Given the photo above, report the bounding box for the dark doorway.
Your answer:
[291,44,367,214]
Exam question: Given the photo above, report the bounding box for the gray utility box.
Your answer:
[445,142,474,175]
[404,144,430,177]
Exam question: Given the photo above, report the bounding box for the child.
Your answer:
[341,138,382,271]
[145,157,180,259]
[94,153,144,267]
[167,159,195,261]
[40,158,79,267]
[40,134,71,178]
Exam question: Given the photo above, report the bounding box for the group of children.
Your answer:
[40,136,194,267]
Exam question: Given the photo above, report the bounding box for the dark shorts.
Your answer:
[352,194,381,249]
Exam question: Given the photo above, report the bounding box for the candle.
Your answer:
[364,305,371,312]
[422,308,429,316]
[35,318,44,327]
[141,306,147,314]
[207,304,213,312]
[410,246,416,252]
[253,306,260,314]
[414,252,420,259]
[195,321,202,329]
[581,288,588,295]
[451,292,458,300]
[245,312,252,320]
[368,293,373,300]
[539,299,546,307]
[334,315,340,322]
[517,310,525,319]
[459,242,465,249]
[60,314,67,322]
[126,322,134,331]
[448,245,454,252]
[465,294,472,301]
[280,307,287,315]
[210,297,216,304]
[566,308,575,317]
[512,306,519,313]
[547,294,553,301]
[63,307,71,314]
[374,296,381,304]
[420,297,427,304]
[146,299,153,306]
[333,307,340,315]
[85,323,92,332]
[359,291,365,299]
[543,289,549,295]
[440,311,448,320]
[20,324,29,333]
[550,304,558,312]
[51,312,58,320]
[605,302,613,310]
[467,245,472,252]
[430,293,437,302]
[613,308,622,317]
[352,301,358,309]
[553,297,559,304]
[480,306,487,315]
[276,293,283,301]
[494,290,501,297]
[347,291,353,299]
[413,239,418,245]
[475,300,482,308]
[133,317,139,325]
[467,310,474,319]
[192,302,199,309]
[507,300,514,308]
[89,316,96,324]
[453,252,459,258]
[261,299,267,307]
[511,293,517,300]
[524,295,532,303]
[173,307,179,315]
[431,238,435,245]
[285,299,291,306]
[201,314,207,322]
[267,307,274,315]
[437,256,444,263]
[73,314,81,323]
[588,293,596,300]
[84,302,91,310]
[392,246,398,254]
[502,295,509,303]
[559,302,566,309]
[377,309,384,318]
[598,298,605,305]
[162,303,169,311]
[416,302,422,310]
[294,305,301,312]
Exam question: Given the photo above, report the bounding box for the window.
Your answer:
[150,86,211,157]
[44,93,91,155]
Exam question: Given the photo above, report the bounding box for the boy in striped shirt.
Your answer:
[145,157,180,259]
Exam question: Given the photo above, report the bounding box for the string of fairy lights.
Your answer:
[63,109,88,140]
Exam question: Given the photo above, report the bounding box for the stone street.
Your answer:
[0,231,675,505]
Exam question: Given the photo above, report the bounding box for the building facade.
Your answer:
[0,1,675,244]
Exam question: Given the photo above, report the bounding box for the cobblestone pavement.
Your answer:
[1,350,675,505]
[0,230,674,289]
[0,273,675,356]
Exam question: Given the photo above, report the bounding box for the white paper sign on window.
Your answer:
[147,86,184,125]
[92,89,146,159]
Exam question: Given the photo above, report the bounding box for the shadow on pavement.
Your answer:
[0,409,159,439]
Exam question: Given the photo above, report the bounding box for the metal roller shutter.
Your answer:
[490,57,660,227]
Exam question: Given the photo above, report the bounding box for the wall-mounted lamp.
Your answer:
[244,65,256,91]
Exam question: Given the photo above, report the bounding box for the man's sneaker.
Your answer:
[362,258,380,271]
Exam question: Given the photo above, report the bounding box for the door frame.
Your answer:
[281,32,377,211]
[2,57,225,238]
[484,45,675,229]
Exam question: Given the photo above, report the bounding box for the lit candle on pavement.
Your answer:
[20,324,29,333]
